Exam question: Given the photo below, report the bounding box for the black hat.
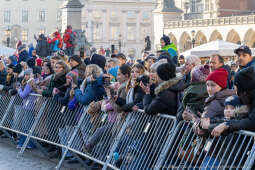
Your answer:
[234,67,255,91]
[90,54,106,70]
[26,58,35,68]
[7,64,15,69]
[234,45,252,56]
[160,34,171,46]
[33,66,42,75]
[69,55,82,65]
[13,64,22,74]
[157,62,176,81]
[116,53,126,60]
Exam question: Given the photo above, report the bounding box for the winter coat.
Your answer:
[182,82,208,114]
[227,91,255,131]
[122,85,145,112]
[208,105,249,134]
[239,58,255,70]
[161,43,178,65]
[18,50,29,63]
[63,29,74,48]
[36,39,49,58]
[17,80,37,110]
[115,81,128,112]
[193,88,235,137]
[0,69,7,85]
[42,73,67,97]
[143,73,185,115]
[74,76,105,106]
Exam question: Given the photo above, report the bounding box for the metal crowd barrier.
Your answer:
[0,93,254,170]
[155,121,255,170]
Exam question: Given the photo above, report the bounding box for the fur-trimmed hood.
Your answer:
[155,72,184,95]
[233,105,250,117]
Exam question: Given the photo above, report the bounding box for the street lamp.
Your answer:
[6,27,11,48]
[119,34,122,52]
[191,30,195,48]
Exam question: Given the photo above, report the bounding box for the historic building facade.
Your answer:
[0,0,64,48]
[155,0,255,53]
[81,0,157,58]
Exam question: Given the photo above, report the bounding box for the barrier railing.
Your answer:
[0,93,254,170]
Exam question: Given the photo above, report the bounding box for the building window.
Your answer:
[57,10,62,22]
[191,0,196,13]
[127,26,136,41]
[22,30,28,42]
[205,0,209,11]
[141,26,151,41]
[22,9,29,23]
[39,10,45,22]
[92,23,102,40]
[4,10,11,23]
[127,11,136,19]
[110,25,119,40]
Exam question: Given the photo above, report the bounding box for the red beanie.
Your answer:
[36,58,43,67]
[206,68,228,89]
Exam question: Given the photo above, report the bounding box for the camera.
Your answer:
[136,75,150,86]
[103,76,111,87]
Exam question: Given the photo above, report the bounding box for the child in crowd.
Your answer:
[201,96,249,135]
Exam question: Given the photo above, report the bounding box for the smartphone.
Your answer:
[92,70,97,79]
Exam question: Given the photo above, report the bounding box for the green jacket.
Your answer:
[182,82,208,114]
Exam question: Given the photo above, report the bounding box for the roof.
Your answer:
[61,0,84,8]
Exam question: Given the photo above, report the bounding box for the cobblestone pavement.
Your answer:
[0,138,85,170]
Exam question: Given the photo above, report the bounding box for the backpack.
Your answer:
[68,32,77,46]
[58,38,63,49]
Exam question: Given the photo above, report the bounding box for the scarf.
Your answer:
[126,87,134,104]
[6,73,12,84]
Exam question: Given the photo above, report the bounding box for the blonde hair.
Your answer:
[85,64,103,78]
[0,60,5,70]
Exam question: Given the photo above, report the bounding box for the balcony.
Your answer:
[165,15,255,29]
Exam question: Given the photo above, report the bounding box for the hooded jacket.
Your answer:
[193,88,235,137]
[36,39,50,58]
[143,73,185,115]
[63,29,74,48]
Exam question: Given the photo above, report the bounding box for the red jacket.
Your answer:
[64,29,74,48]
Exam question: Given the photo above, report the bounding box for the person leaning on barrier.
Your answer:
[36,60,69,97]
[210,67,255,136]
[73,64,105,106]
[141,61,185,115]
[181,65,210,121]
[192,68,235,137]
[122,63,146,112]
[183,55,201,88]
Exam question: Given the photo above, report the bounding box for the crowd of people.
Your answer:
[0,26,255,168]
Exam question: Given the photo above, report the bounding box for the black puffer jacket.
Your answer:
[143,73,185,115]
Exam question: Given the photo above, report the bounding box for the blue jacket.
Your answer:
[241,58,255,70]
[74,76,105,106]
[18,50,29,63]
[53,40,60,52]
[0,69,7,85]
[18,83,37,110]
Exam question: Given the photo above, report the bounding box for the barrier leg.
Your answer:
[102,113,132,170]
[30,138,50,158]
[17,101,47,157]
[56,111,87,170]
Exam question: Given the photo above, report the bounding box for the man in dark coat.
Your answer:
[36,34,50,58]
[142,62,185,115]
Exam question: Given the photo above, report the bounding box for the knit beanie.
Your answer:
[90,54,106,70]
[150,59,168,72]
[191,65,210,83]
[66,70,78,85]
[32,66,42,75]
[69,55,82,65]
[36,58,43,67]
[7,64,15,69]
[13,64,22,74]
[157,62,176,81]
[26,58,35,68]
[206,68,228,89]
[234,66,255,92]
[224,96,241,107]
[24,69,33,75]
[56,50,65,57]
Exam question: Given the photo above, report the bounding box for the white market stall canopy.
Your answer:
[181,40,255,58]
[0,45,15,57]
